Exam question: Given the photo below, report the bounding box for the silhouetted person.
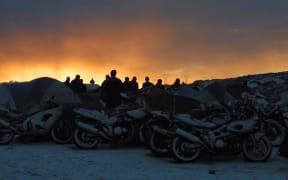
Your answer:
[100,75,110,102]
[171,78,181,90]
[70,74,82,92]
[64,76,70,87]
[142,76,154,89]
[101,75,110,87]
[127,76,139,96]
[90,78,95,84]
[79,79,87,93]
[123,77,130,91]
[103,70,123,108]
[155,79,164,89]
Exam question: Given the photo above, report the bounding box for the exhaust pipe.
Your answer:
[77,121,99,134]
[176,128,203,144]
[152,125,168,135]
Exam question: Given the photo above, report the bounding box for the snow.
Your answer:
[2,74,288,179]
[0,143,287,180]
[85,84,100,92]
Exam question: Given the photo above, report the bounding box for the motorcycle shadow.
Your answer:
[145,151,247,164]
[158,150,277,164]
[14,135,52,144]
[68,143,144,151]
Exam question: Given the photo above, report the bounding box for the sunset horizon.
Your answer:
[1,1,288,85]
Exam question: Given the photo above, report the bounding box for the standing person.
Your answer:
[79,79,87,93]
[101,75,110,87]
[171,78,181,90]
[123,77,130,93]
[155,79,164,89]
[70,74,82,92]
[64,76,70,87]
[128,76,139,97]
[103,69,123,108]
[142,76,154,90]
[100,75,110,103]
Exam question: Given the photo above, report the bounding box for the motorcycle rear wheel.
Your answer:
[171,137,201,163]
[73,128,99,149]
[0,127,15,145]
[242,134,272,162]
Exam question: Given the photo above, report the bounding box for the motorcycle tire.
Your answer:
[117,123,136,145]
[149,131,171,156]
[264,119,285,146]
[139,123,152,147]
[50,120,73,144]
[242,134,272,162]
[0,127,15,145]
[171,137,201,163]
[73,128,99,149]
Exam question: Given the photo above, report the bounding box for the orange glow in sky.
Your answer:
[1,21,288,85]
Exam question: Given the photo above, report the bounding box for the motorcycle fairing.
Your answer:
[175,114,217,129]
[22,107,63,134]
[226,119,256,133]
[74,108,107,121]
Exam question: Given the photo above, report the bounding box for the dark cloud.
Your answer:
[1,0,288,26]
[0,0,288,82]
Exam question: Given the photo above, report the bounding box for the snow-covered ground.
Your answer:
[0,142,288,180]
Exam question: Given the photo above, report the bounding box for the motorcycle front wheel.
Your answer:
[73,128,99,149]
[149,132,172,156]
[117,123,136,145]
[263,119,285,146]
[50,119,73,144]
[139,123,152,147]
[171,137,202,163]
[242,134,272,162]
[0,127,15,145]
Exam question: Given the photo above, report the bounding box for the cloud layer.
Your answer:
[0,1,288,84]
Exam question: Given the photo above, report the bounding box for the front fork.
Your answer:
[247,132,266,145]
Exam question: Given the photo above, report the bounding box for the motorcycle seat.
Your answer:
[74,108,107,121]
[126,108,146,119]
[101,116,118,125]
[226,119,256,133]
[151,111,170,119]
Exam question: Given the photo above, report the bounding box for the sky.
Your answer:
[0,0,288,85]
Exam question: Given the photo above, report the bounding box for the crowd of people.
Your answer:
[63,69,183,109]
[64,75,87,93]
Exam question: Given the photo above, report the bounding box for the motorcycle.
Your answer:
[232,100,285,146]
[146,111,175,156]
[0,102,73,145]
[73,103,148,149]
[146,102,231,156]
[170,112,272,162]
